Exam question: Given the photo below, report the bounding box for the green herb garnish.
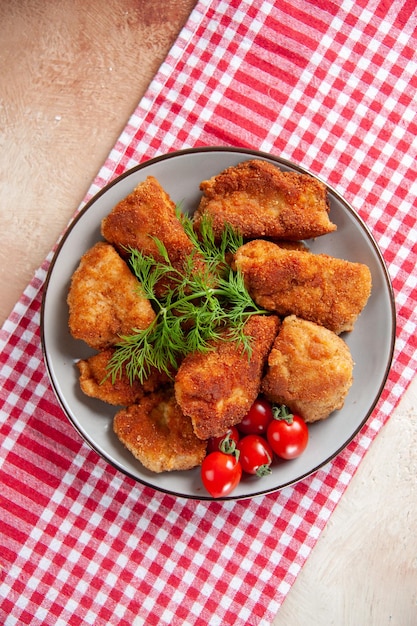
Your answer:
[107,213,267,384]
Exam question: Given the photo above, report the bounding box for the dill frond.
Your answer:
[107,213,267,384]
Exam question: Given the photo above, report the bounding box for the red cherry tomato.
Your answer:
[238,397,274,435]
[237,435,273,476]
[267,406,309,460]
[207,426,240,454]
[201,451,242,497]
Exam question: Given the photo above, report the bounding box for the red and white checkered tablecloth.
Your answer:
[1,1,416,624]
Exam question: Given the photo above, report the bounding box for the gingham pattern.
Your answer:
[1,1,416,624]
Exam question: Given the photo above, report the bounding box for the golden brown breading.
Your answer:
[76,348,170,406]
[233,239,372,334]
[193,159,336,240]
[174,315,280,440]
[67,242,155,350]
[262,315,354,423]
[113,389,207,472]
[273,240,310,251]
[101,175,206,295]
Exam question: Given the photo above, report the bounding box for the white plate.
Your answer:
[41,147,396,500]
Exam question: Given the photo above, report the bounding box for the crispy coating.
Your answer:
[262,316,354,423]
[76,348,170,406]
[101,175,206,294]
[113,389,207,472]
[174,315,280,440]
[101,175,193,261]
[274,240,310,251]
[67,242,155,350]
[233,239,372,334]
[193,159,336,240]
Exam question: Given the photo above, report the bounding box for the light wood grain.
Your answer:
[0,0,196,323]
[1,3,416,624]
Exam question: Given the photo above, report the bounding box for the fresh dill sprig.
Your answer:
[107,214,267,384]
[177,209,243,270]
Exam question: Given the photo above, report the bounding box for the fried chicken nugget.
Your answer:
[113,389,207,472]
[174,315,280,440]
[262,316,354,423]
[68,242,155,350]
[233,239,372,334]
[76,348,170,406]
[193,159,336,240]
[101,175,205,294]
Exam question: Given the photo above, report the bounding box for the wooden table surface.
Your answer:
[1,3,416,624]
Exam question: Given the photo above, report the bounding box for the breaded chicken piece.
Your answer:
[174,315,280,440]
[67,242,155,350]
[262,316,354,423]
[101,176,206,294]
[193,160,336,241]
[76,348,170,406]
[274,240,310,251]
[113,389,207,472]
[233,239,372,334]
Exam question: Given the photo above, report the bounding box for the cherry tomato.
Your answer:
[237,435,273,476]
[267,406,309,460]
[238,397,274,435]
[207,426,240,454]
[201,451,242,497]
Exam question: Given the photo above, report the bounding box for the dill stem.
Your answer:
[156,287,221,314]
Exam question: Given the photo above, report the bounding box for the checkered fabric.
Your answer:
[1,1,416,625]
